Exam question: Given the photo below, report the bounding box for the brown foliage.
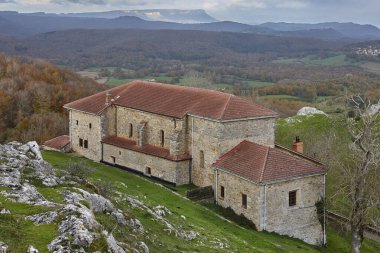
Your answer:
[0,54,106,143]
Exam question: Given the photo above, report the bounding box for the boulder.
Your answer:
[0,242,8,253]
[297,107,327,116]
[27,245,39,253]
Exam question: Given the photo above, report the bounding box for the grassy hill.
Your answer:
[2,149,378,252]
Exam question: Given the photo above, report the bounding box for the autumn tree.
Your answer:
[339,96,380,253]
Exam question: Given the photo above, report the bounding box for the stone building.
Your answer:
[63,80,327,245]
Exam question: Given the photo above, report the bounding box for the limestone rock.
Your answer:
[153,205,172,217]
[126,218,144,233]
[0,242,8,253]
[297,107,327,116]
[134,242,149,253]
[103,231,126,253]
[27,245,39,253]
[0,208,10,214]
[27,210,59,224]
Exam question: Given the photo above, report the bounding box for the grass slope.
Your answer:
[38,151,379,253]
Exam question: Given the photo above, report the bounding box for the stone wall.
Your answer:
[70,110,102,161]
[114,107,187,154]
[190,116,276,187]
[102,143,190,185]
[264,175,325,245]
[215,170,261,226]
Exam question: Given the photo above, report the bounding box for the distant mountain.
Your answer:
[0,11,379,42]
[259,22,380,40]
[56,9,218,23]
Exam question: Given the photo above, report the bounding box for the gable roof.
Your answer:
[43,135,70,150]
[64,81,277,120]
[213,140,326,184]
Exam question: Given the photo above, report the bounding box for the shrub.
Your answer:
[65,161,93,182]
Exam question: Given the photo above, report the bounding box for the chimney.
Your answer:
[105,91,112,106]
[292,136,304,153]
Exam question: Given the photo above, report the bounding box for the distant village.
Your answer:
[355,45,380,56]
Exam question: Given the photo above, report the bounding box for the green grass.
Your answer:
[274,54,355,67]
[41,150,379,253]
[246,80,274,87]
[262,94,303,101]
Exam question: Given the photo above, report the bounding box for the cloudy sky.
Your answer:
[0,0,379,26]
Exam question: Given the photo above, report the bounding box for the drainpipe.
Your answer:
[215,169,219,204]
[323,174,326,245]
[263,184,267,230]
[191,117,194,183]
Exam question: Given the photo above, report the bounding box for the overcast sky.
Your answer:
[0,0,379,26]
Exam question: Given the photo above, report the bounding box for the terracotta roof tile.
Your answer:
[64,81,277,120]
[102,135,192,161]
[43,135,70,150]
[214,140,326,183]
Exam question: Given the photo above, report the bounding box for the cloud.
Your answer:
[0,0,15,3]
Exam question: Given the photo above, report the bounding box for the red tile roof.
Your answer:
[43,135,70,150]
[214,140,326,183]
[102,135,192,162]
[64,81,277,120]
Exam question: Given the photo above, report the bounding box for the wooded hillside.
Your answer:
[0,54,105,143]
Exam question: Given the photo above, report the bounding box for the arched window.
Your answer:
[160,130,165,147]
[129,123,133,138]
[200,150,205,168]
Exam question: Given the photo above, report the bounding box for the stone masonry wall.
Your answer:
[190,116,276,187]
[102,143,190,185]
[264,175,325,245]
[115,107,187,154]
[216,170,262,227]
[70,110,102,161]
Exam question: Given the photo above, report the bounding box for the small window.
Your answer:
[220,186,225,199]
[119,151,121,155]
[111,156,116,164]
[84,140,88,149]
[160,130,165,147]
[145,167,151,175]
[200,150,205,168]
[89,123,92,129]
[289,190,297,207]
[242,193,247,209]
[79,138,83,147]
[76,120,78,126]
[173,119,177,128]
[129,123,133,138]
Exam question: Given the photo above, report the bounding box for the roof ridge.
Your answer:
[274,144,325,166]
[259,146,270,182]
[219,94,233,119]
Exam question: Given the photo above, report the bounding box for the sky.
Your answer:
[0,0,379,26]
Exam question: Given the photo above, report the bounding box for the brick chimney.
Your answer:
[292,136,304,153]
[105,91,112,106]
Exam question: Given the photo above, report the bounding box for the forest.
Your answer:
[0,54,105,143]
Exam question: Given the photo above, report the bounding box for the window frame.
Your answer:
[129,123,133,138]
[289,190,297,207]
[220,186,225,199]
[242,193,247,209]
[79,138,83,147]
[84,139,88,149]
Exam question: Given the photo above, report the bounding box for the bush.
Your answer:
[92,180,114,199]
[65,161,93,182]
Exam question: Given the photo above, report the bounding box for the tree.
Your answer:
[340,96,380,253]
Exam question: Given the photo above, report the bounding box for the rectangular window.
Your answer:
[111,156,116,164]
[89,123,92,129]
[242,193,247,209]
[289,190,297,207]
[84,140,88,149]
[79,138,83,147]
[220,186,225,199]
[76,120,79,126]
[145,167,152,175]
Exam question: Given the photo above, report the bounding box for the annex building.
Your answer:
[60,80,327,245]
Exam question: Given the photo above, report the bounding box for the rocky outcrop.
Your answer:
[297,107,327,116]
[0,242,8,253]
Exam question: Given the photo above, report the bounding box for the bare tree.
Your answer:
[341,96,380,253]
